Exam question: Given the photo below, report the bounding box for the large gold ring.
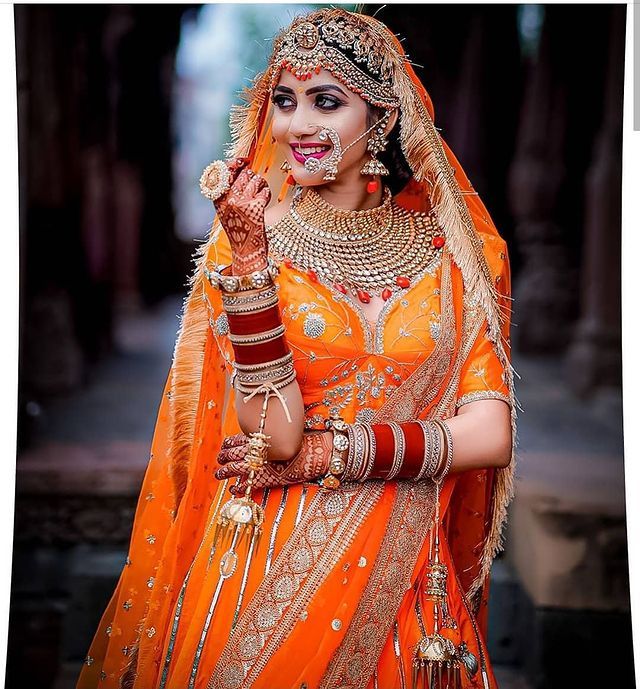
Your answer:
[199,159,232,201]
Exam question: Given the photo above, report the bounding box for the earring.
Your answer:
[280,160,296,185]
[361,110,391,193]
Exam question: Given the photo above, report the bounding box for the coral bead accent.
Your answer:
[356,289,371,304]
[286,175,296,186]
[395,276,410,288]
[283,258,293,268]
[432,236,445,248]
[307,269,318,283]
[366,179,379,194]
[334,283,347,294]
[381,288,393,301]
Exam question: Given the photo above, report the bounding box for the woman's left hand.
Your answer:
[215,431,332,495]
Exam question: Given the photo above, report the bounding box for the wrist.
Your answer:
[232,254,268,276]
[342,420,453,483]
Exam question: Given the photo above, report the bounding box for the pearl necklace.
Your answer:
[266,186,446,303]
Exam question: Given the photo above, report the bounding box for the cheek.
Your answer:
[339,116,369,160]
[271,113,289,143]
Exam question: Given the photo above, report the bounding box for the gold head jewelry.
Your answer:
[268,11,402,108]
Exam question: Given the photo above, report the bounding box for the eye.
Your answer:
[272,94,295,110]
[315,94,343,111]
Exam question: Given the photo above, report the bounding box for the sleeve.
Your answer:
[455,235,513,410]
[455,320,511,409]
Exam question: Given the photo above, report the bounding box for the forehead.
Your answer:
[275,67,355,96]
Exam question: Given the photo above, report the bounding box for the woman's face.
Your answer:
[270,68,374,187]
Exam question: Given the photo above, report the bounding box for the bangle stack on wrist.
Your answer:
[317,416,455,488]
[207,255,297,558]
[207,262,296,395]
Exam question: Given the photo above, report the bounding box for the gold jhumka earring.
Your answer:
[361,109,391,193]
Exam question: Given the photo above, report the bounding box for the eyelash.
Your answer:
[272,94,343,111]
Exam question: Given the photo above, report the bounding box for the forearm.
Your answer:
[234,378,305,461]
[326,399,512,486]
[442,399,512,472]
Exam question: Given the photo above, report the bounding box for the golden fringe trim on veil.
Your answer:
[168,220,224,511]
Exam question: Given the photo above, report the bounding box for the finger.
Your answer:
[221,433,248,449]
[230,481,248,496]
[256,184,272,209]
[230,167,254,199]
[217,444,248,465]
[215,460,249,481]
[226,157,250,177]
[243,171,265,199]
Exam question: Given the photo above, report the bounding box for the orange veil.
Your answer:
[77,8,517,689]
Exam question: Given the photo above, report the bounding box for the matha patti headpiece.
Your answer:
[268,11,403,108]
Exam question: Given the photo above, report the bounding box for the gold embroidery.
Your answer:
[319,481,437,688]
[372,253,456,424]
[207,483,383,689]
[456,390,511,408]
[432,302,485,420]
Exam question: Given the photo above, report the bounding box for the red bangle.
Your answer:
[226,305,282,335]
[399,422,425,477]
[231,334,290,365]
[369,424,396,479]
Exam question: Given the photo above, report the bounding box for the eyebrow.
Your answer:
[273,84,349,98]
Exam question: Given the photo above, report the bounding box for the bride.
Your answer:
[77,7,516,689]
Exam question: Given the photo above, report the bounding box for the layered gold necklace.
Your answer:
[266,186,446,302]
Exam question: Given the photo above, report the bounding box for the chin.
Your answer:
[287,165,328,187]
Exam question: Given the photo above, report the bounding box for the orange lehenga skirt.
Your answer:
[77,225,512,689]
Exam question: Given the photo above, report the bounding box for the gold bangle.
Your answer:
[233,368,297,394]
[205,257,280,293]
[344,424,357,481]
[386,422,405,480]
[233,361,295,386]
[223,295,280,315]
[415,420,442,481]
[432,419,454,481]
[360,425,376,481]
[220,284,278,308]
[320,428,349,490]
[350,424,368,481]
[232,352,293,372]
[227,324,286,345]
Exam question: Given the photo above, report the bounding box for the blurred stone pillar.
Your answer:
[565,7,624,395]
[508,10,576,353]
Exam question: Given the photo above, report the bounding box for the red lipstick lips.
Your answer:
[290,142,331,164]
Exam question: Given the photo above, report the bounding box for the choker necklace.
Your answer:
[266,186,446,303]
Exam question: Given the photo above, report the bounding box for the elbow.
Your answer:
[494,423,513,469]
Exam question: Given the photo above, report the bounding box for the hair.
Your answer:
[365,103,413,196]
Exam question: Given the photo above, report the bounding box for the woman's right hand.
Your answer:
[214,430,332,494]
[208,159,272,276]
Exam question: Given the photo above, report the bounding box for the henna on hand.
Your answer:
[214,431,332,494]
[213,162,272,276]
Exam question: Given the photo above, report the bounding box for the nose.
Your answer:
[287,106,319,140]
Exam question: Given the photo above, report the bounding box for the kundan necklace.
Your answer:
[266,185,446,303]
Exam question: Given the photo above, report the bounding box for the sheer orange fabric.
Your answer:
[77,8,516,689]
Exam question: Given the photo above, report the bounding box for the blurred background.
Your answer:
[10,4,629,688]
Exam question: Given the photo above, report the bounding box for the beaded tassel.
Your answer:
[412,479,460,689]
[210,390,271,576]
